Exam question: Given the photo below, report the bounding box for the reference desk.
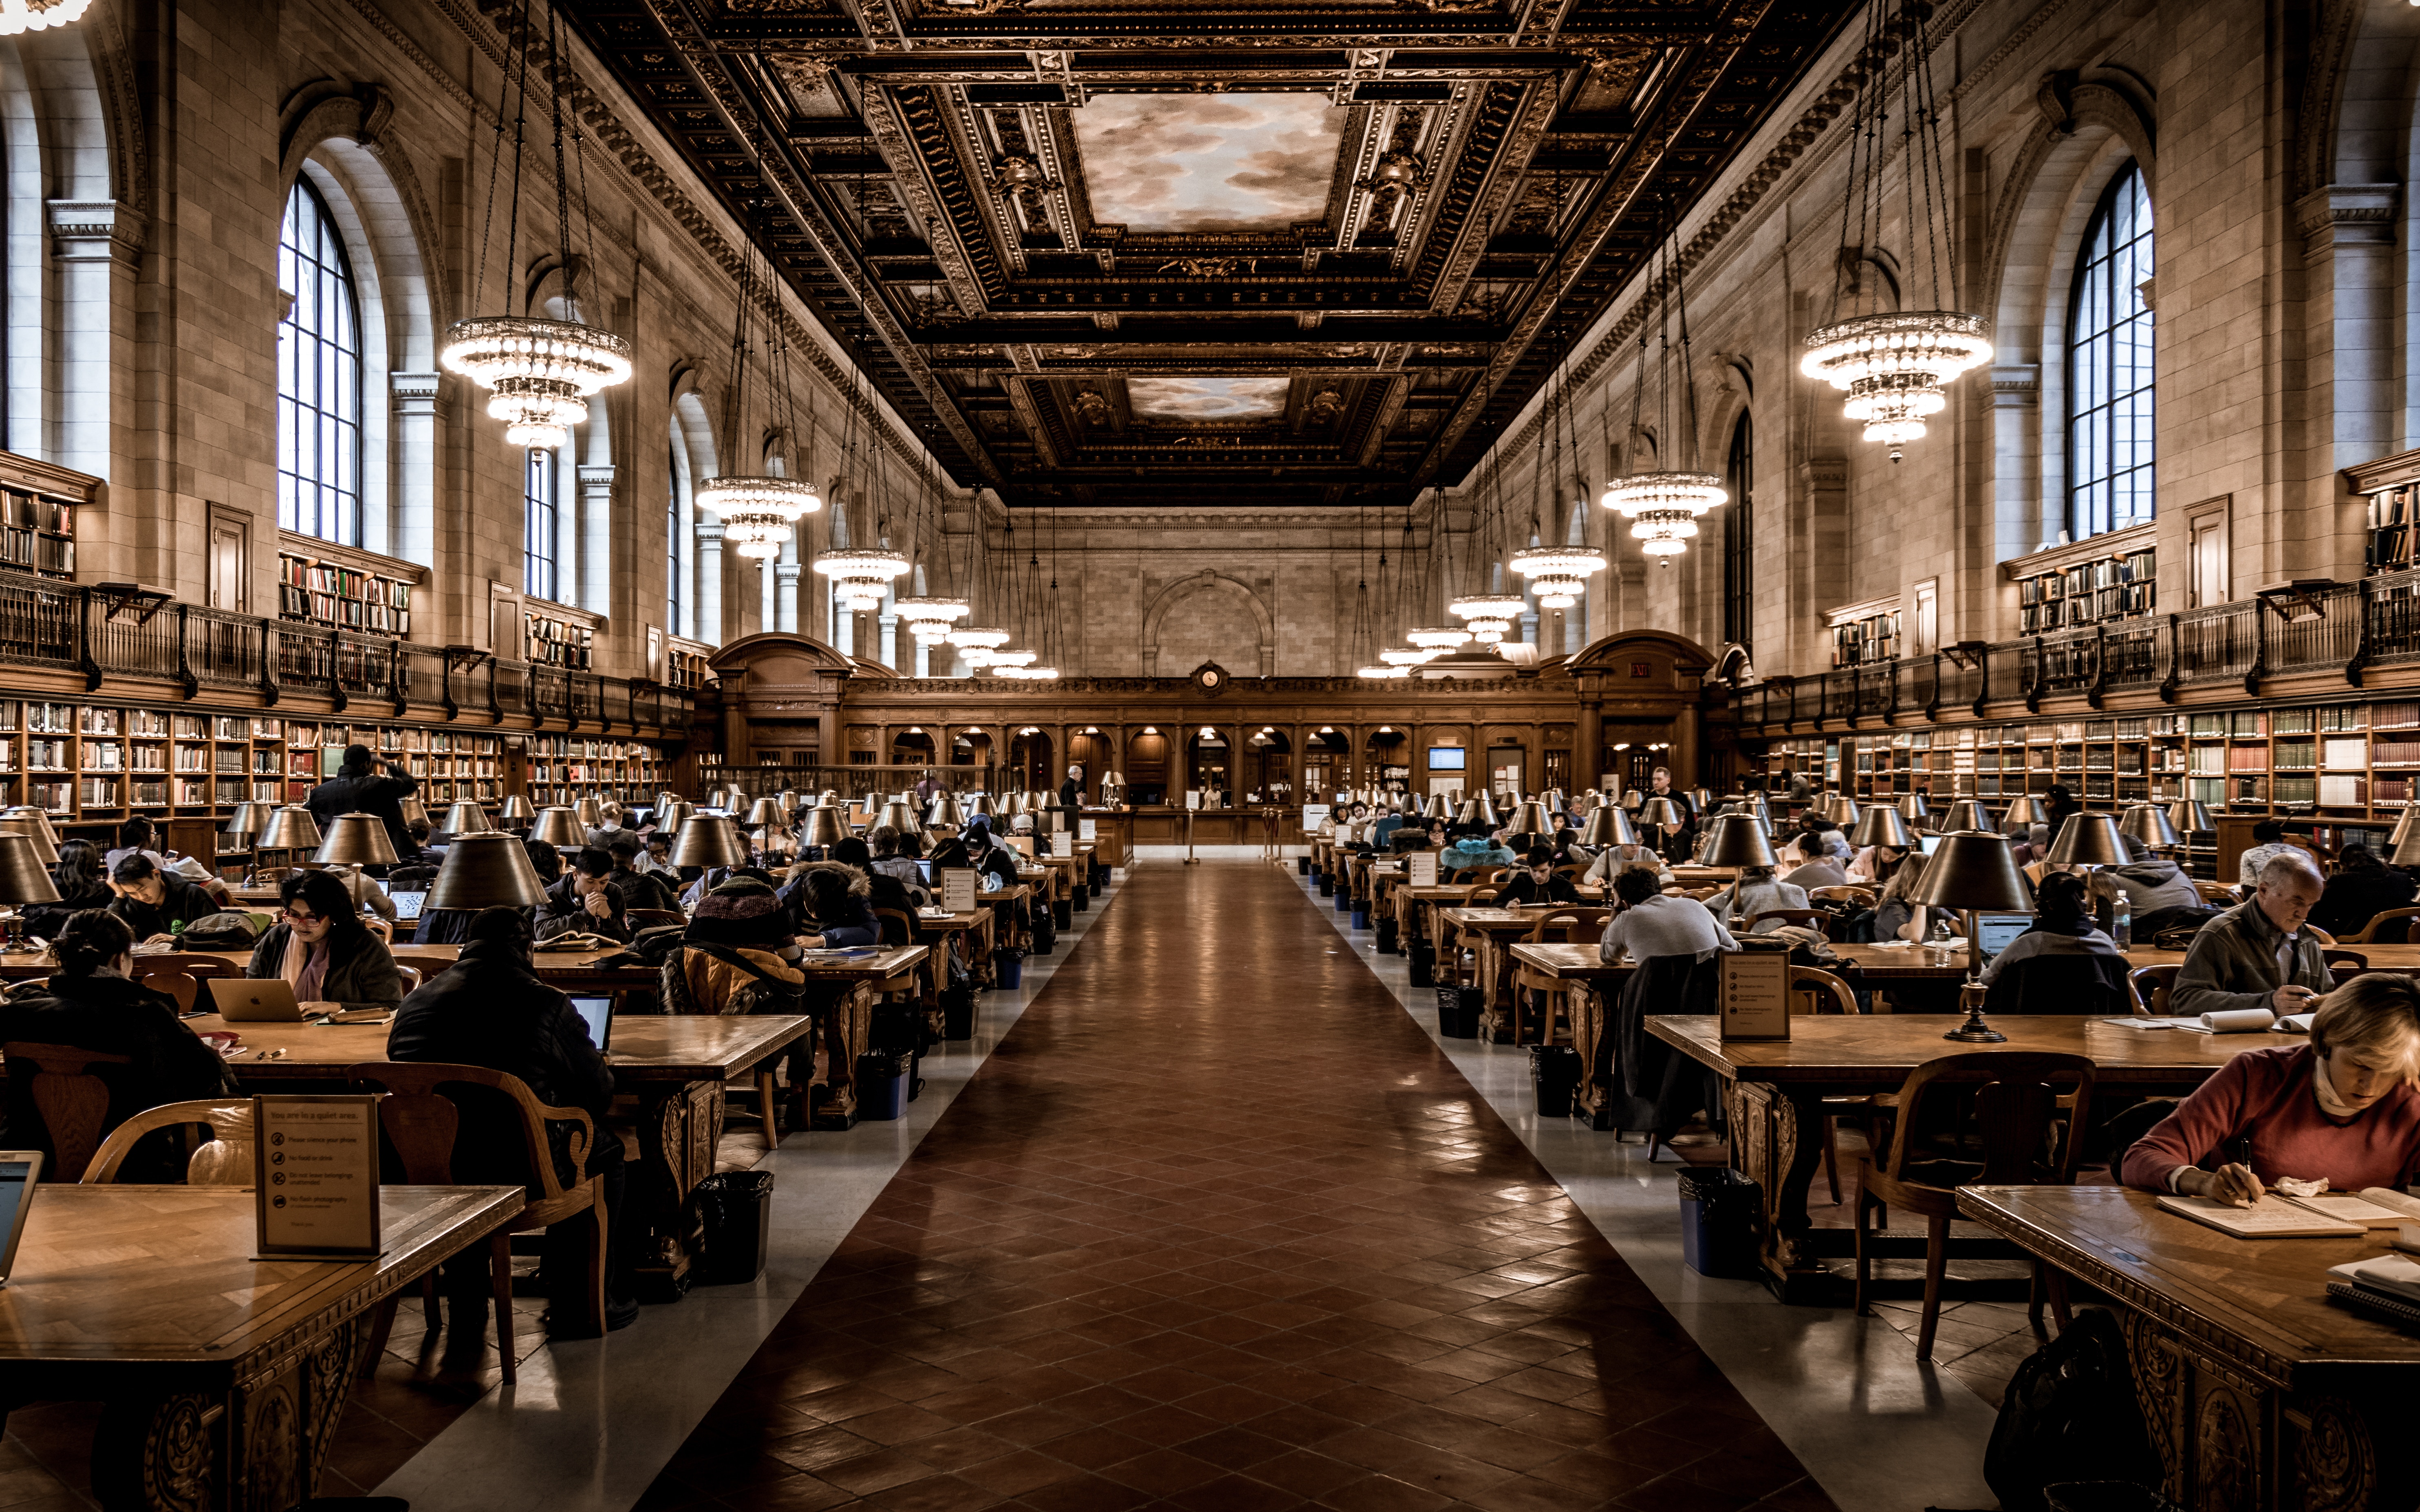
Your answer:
[0,1183,521,1512]
[1957,1184,2420,1512]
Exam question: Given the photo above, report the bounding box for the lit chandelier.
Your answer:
[1510,545,1605,608]
[694,241,820,561]
[699,475,820,561]
[896,597,970,642]
[0,0,94,35]
[1600,473,1725,557]
[440,4,629,450]
[1406,625,1471,652]
[987,648,1037,669]
[1448,593,1527,645]
[815,548,911,611]
[1378,647,1433,666]
[1801,0,1990,462]
[948,624,1009,668]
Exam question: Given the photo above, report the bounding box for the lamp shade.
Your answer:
[2001,795,2043,830]
[0,813,57,866]
[776,789,800,814]
[877,800,920,834]
[0,835,60,905]
[225,801,274,838]
[655,800,694,833]
[1744,794,1776,833]
[746,797,785,828]
[1424,794,1453,821]
[1507,800,1553,838]
[451,800,500,836]
[967,792,999,819]
[2169,799,2215,836]
[800,806,850,850]
[498,795,535,822]
[314,813,399,867]
[1458,791,1502,828]
[1849,805,1913,850]
[1690,788,1714,812]
[528,807,586,848]
[1819,793,1859,824]
[1699,814,1779,869]
[2119,804,2181,849]
[1911,832,2034,912]
[1638,796,1686,828]
[2046,812,2131,866]
[927,792,966,828]
[0,808,57,849]
[575,798,603,828]
[1896,792,1932,825]
[2393,823,2420,869]
[670,815,749,869]
[1578,806,1639,848]
[423,832,551,912]
[1940,799,1995,835]
[255,807,323,852]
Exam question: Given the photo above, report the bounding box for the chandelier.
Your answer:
[1448,593,1527,645]
[698,475,820,561]
[1378,647,1433,666]
[815,548,911,611]
[0,0,93,34]
[1510,545,1605,610]
[1598,210,1725,566]
[1802,0,1990,462]
[896,597,970,642]
[441,3,629,451]
[1600,473,1724,558]
[1406,624,1471,651]
[988,648,1038,669]
[948,624,1009,662]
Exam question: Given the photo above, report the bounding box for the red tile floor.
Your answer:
[641,863,1839,1512]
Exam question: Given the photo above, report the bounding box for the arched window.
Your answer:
[277,178,363,545]
[524,447,559,601]
[666,442,681,635]
[1723,413,1753,646]
[2065,163,2154,541]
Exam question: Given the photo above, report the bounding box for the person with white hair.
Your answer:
[1059,764,1084,812]
[2171,849,2335,1022]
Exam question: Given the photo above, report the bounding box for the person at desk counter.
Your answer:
[960,818,1024,893]
[0,910,237,1178]
[782,863,880,949]
[100,816,168,876]
[1977,872,2127,995]
[107,853,227,942]
[1060,764,1084,812]
[1582,838,1671,889]
[388,905,637,1337]
[2121,972,2420,1199]
[2171,851,2335,1022]
[536,848,632,944]
[1494,848,1582,907]
[245,870,405,1015]
[305,742,421,863]
[1598,868,1737,962]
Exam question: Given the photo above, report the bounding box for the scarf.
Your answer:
[2314,1053,2360,1120]
[280,927,329,1002]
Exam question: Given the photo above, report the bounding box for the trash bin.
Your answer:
[693,1171,775,1285]
[1375,918,1399,954]
[1435,985,1481,1039]
[2044,1486,2180,1512]
[1298,856,1312,876]
[995,950,1025,988]
[1530,1045,1582,1117]
[1335,887,1353,913]
[1408,939,1436,988]
[1318,872,1334,896]
[856,1052,912,1121]
[942,985,976,1040]
[1677,1167,1761,1278]
[1350,906,1371,930]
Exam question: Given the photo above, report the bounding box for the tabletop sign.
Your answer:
[941,869,978,913]
[1719,951,1794,1041]
[253,1094,384,1259]
[1302,803,1330,831]
[1079,819,1097,841]
[1185,790,1202,811]
[1407,851,1439,886]
[1051,832,1073,857]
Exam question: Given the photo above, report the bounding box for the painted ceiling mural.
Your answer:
[562,0,1862,509]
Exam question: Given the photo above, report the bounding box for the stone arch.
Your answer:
[671,377,719,643]
[2302,0,2420,199]
[1140,569,1274,678]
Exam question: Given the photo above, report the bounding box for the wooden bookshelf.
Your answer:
[527,611,594,671]
[2014,547,2156,633]
[276,550,412,635]
[1827,597,1901,668]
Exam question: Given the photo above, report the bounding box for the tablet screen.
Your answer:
[568,996,613,1051]
[0,1157,38,1280]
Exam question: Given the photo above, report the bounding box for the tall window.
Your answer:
[524,447,558,601]
[2066,163,2154,541]
[1723,413,1754,646]
[277,178,362,545]
[666,443,681,636]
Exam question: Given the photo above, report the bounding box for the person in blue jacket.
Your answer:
[780,861,880,948]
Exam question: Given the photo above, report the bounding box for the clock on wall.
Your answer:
[1191,662,1228,695]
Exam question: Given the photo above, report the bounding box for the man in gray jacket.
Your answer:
[2170,850,2332,1020]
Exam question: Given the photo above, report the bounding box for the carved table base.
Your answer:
[631,1079,725,1301]
[810,980,875,1131]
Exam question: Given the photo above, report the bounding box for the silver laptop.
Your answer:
[205,977,308,1022]
[390,890,427,922]
[1973,913,2035,962]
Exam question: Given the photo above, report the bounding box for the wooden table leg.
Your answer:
[630,1079,723,1301]
[1572,984,1614,1129]
[811,980,875,1131]
[1477,939,1514,1043]
[1723,1079,1836,1303]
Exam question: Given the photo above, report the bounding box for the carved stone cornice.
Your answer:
[2294,183,2399,255]
[46,199,145,266]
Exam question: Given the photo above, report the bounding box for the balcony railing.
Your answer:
[1727,568,2420,734]
[0,567,692,733]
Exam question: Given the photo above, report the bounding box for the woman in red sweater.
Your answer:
[2121,973,2420,1202]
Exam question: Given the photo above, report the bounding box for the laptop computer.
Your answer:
[389,889,427,922]
[1919,834,1944,856]
[915,859,935,884]
[0,1152,42,1284]
[568,995,614,1051]
[1972,913,2035,962]
[205,977,309,1022]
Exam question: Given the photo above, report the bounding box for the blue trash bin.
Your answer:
[1677,1168,1760,1277]
[996,951,1025,988]
[855,1053,911,1121]
[1351,907,1371,929]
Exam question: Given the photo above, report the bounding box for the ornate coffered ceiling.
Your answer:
[561,0,1856,507]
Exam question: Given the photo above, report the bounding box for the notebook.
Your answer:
[568,995,614,1051]
[205,977,309,1023]
[0,1152,42,1284]
[2155,1193,2365,1237]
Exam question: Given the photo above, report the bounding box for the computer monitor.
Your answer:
[1973,913,2034,961]
[568,995,614,1051]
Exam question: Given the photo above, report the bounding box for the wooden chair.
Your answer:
[2130,964,2179,1016]
[1747,908,1831,938]
[344,1062,610,1380]
[142,953,240,981]
[2,1043,132,1181]
[1807,885,1877,907]
[626,909,684,931]
[1789,968,1867,1204]
[2324,949,2367,974]
[128,961,201,1014]
[871,907,916,948]
[2193,880,2240,904]
[1511,909,1617,1045]
[2310,927,2338,946]
[1855,1051,2096,1360]
[82,1099,253,1185]
[2347,906,2420,944]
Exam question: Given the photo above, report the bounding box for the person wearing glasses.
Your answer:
[243,870,404,1015]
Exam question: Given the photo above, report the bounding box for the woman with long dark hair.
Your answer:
[24,841,112,940]
[243,869,403,1013]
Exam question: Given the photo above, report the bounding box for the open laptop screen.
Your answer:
[1973,913,2035,961]
[568,996,614,1051]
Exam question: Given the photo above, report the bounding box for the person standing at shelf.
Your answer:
[305,743,421,864]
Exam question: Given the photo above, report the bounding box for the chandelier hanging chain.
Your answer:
[544,3,580,320]
[468,0,530,327]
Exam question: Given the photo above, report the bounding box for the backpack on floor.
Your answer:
[1983,1307,2164,1512]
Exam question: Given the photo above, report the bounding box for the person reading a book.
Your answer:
[2120,973,2420,1202]
[2169,851,2333,1023]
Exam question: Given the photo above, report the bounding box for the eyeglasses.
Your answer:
[281,909,324,924]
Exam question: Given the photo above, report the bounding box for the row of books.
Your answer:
[527,614,596,670]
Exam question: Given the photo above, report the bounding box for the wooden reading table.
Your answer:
[0,1183,522,1512]
[1957,1184,2420,1512]
[795,945,930,1130]
[912,907,994,988]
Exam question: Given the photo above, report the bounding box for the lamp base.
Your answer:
[1943,1006,2006,1043]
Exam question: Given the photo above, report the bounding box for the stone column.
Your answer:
[696,521,725,645]
[2297,184,2401,584]
[878,612,899,669]
[1987,365,2040,640]
[391,373,443,576]
[576,464,616,621]
[774,561,802,634]
[48,199,143,578]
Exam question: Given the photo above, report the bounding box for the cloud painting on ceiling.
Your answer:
[1125,377,1292,423]
[1073,93,1346,232]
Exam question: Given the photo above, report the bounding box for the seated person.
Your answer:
[1493,848,1581,907]
[107,853,226,943]
[641,831,679,878]
[1370,808,1405,849]
[408,817,445,868]
[2122,972,2420,1197]
[1871,852,1932,943]
[1441,829,1516,876]
[785,864,881,948]
[1598,867,1738,963]
[1582,839,1672,889]
[664,878,809,1017]
[2236,819,2302,891]
[0,909,237,1177]
[606,837,681,916]
[387,905,636,1336]
[328,865,397,924]
[2171,851,2333,1022]
[24,839,114,940]
[245,869,405,1014]
[1978,872,2125,992]
[1704,864,1810,934]
[961,818,1023,893]
[535,847,631,944]
[1847,844,1911,887]
[833,836,926,913]
[2104,848,2202,918]
[866,825,926,891]
[2309,844,2420,941]
[585,801,640,854]
[1781,835,1851,891]
[101,816,170,877]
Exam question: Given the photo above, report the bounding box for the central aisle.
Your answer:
[645,862,1835,1512]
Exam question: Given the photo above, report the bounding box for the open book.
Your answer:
[2155,1194,2365,1237]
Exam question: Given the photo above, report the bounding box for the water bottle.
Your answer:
[2112,893,2131,950]
[1929,917,1953,967]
